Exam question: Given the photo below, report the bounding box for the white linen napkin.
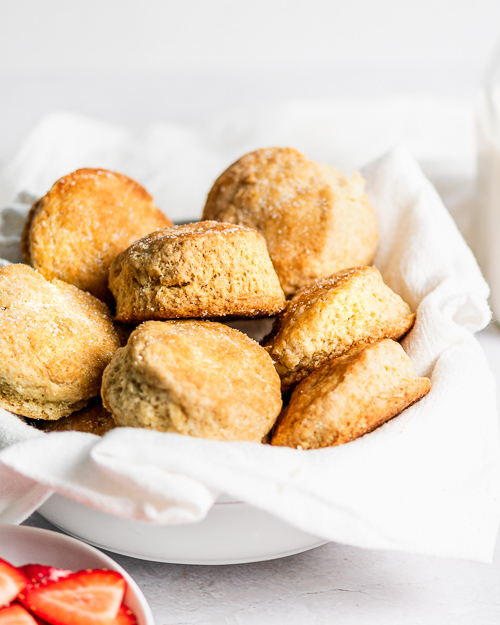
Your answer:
[0,109,498,562]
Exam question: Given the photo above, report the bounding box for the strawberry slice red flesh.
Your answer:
[19,565,72,586]
[0,558,28,608]
[0,603,39,624]
[115,605,138,625]
[18,569,126,625]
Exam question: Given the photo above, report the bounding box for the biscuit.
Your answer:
[109,221,286,323]
[271,339,431,449]
[21,168,172,303]
[101,320,282,442]
[35,399,116,436]
[202,147,378,296]
[0,264,122,420]
[264,266,415,393]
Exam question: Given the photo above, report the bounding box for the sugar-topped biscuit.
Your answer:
[264,266,415,393]
[0,264,122,420]
[203,147,378,296]
[271,340,431,449]
[109,221,286,322]
[101,320,282,442]
[21,168,172,303]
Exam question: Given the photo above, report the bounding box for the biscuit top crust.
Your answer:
[122,320,276,393]
[124,220,258,245]
[110,221,267,271]
[203,147,378,295]
[163,221,255,235]
[22,168,172,302]
[265,266,415,389]
[0,264,122,407]
[102,320,282,441]
[271,266,375,339]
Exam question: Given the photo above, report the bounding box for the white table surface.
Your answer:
[18,325,500,624]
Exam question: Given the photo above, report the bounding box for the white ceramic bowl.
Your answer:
[39,494,328,565]
[0,524,154,625]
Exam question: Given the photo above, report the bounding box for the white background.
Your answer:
[1,0,499,163]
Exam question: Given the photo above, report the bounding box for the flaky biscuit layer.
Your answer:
[109,221,286,322]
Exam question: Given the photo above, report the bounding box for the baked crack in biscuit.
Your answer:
[0,264,122,420]
[203,147,378,296]
[265,266,415,393]
[21,168,172,303]
[271,340,431,449]
[102,320,282,442]
[109,221,286,322]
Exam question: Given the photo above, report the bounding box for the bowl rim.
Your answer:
[0,524,155,625]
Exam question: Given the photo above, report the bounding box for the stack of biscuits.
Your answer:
[1,148,431,450]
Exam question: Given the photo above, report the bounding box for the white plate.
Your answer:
[0,524,154,625]
[39,494,328,565]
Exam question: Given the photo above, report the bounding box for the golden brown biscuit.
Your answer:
[0,264,122,420]
[101,320,282,442]
[21,168,172,303]
[265,266,415,393]
[35,399,116,435]
[272,339,431,449]
[109,221,286,323]
[203,147,378,296]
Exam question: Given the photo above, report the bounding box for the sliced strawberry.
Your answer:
[31,615,51,625]
[0,558,28,608]
[18,569,126,625]
[19,565,71,585]
[115,605,138,625]
[0,603,39,624]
